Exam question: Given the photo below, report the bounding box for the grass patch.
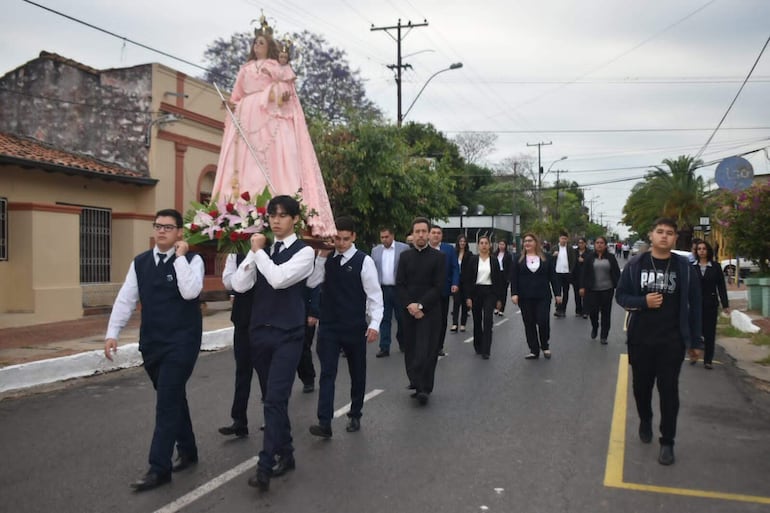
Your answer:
[718,324,752,338]
[755,354,770,365]
[751,332,770,347]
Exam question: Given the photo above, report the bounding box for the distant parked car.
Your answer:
[630,240,646,256]
[720,257,760,278]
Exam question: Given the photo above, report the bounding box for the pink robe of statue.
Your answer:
[212,58,335,237]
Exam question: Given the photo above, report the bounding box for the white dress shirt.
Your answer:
[106,247,205,340]
[555,245,569,273]
[222,253,238,290]
[380,244,396,285]
[230,233,315,293]
[306,244,384,331]
[476,257,493,285]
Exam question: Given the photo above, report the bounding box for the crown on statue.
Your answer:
[278,37,294,55]
[253,10,273,38]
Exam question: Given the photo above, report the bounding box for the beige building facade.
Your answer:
[0,52,227,327]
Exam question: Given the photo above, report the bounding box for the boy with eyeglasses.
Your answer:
[104,209,205,491]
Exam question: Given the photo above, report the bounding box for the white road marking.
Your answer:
[153,388,385,513]
[463,318,510,343]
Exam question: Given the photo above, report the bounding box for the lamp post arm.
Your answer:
[402,63,462,122]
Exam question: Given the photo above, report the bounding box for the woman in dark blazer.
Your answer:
[463,235,506,359]
[510,232,562,359]
[693,241,729,369]
[579,236,620,345]
[494,240,513,316]
[451,234,473,333]
[572,237,591,318]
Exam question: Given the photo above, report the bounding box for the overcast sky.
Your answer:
[3,0,769,237]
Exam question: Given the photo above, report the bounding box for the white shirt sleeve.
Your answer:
[231,250,259,292]
[174,254,205,300]
[105,262,139,340]
[362,256,384,331]
[306,255,328,288]
[222,254,238,290]
[256,245,315,289]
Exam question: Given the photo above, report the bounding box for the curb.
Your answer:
[0,327,234,394]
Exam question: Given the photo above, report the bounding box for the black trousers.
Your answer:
[519,297,551,355]
[143,346,199,475]
[588,289,614,340]
[556,273,571,313]
[628,341,685,446]
[471,285,496,356]
[229,323,257,427]
[451,289,469,326]
[316,327,367,426]
[702,303,719,364]
[402,309,441,394]
[297,323,317,386]
[574,287,584,315]
[250,325,304,473]
[437,295,451,350]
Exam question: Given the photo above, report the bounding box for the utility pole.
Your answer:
[555,168,567,220]
[371,19,429,127]
[527,141,551,212]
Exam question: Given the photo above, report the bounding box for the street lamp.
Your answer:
[400,62,463,125]
[538,156,567,214]
[459,205,469,236]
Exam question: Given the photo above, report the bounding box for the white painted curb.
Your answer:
[0,327,234,394]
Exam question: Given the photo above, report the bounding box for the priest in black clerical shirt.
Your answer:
[396,216,446,406]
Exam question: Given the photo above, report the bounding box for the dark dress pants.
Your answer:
[379,285,403,352]
[628,341,685,446]
[250,325,304,473]
[519,297,551,355]
[471,285,496,356]
[230,323,256,427]
[402,309,441,394]
[702,302,719,364]
[556,273,571,313]
[451,289,469,326]
[297,323,317,386]
[316,326,367,427]
[143,346,199,475]
[574,287,584,315]
[588,289,614,340]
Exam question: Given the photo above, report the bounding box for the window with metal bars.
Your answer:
[0,197,7,261]
[79,207,111,283]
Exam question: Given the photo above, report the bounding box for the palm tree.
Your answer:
[621,155,706,249]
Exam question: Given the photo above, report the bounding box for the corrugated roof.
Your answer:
[0,132,156,186]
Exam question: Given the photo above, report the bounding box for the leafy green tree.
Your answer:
[711,181,770,274]
[310,119,456,247]
[202,30,380,124]
[622,155,707,249]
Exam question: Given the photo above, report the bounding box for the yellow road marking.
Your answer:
[604,354,770,505]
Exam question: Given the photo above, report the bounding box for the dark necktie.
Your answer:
[332,253,343,265]
[157,253,166,267]
[272,241,283,260]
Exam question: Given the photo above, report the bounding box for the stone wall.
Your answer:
[0,52,152,175]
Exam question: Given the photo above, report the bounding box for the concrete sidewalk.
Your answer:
[1,293,769,397]
[0,302,235,395]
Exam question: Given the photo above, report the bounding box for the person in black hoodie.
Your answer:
[616,217,702,466]
[510,232,562,360]
[693,241,729,369]
[579,236,620,345]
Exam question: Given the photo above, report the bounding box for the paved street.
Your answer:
[1,303,769,513]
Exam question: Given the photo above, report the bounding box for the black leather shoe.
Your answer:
[302,382,315,393]
[171,453,198,472]
[438,350,447,357]
[309,424,332,439]
[481,354,490,360]
[658,444,675,465]
[406,384,416,390]
[600,339,608,345]
[639,419,653,444]
[416,392,429,405]
[591,327,598,339]
[248,469,270,491]
[346,417,361,432]
[219,423,248,437]
[271,455,296,477]
[131,471,171,492]
[375,350,390,358]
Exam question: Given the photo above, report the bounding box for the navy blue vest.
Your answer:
[320,251,367,332]
[231,253,255,327]
[250,239,308,330]
[134,250,202,355]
